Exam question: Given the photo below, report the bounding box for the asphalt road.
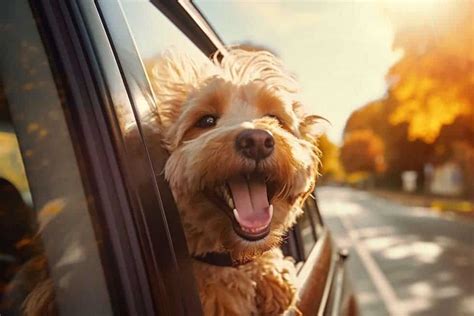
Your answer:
[316,186,474,316]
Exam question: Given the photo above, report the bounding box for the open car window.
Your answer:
[103,0,325,267]
[94,1,336,314]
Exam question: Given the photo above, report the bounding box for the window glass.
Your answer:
[120,0,208,62]
[0,1,112,315]
[299,209,317,258]
[97,0,209,122]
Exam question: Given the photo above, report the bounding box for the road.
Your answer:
[316,186,474,316]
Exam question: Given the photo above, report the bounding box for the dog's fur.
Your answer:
[146,49,322,315]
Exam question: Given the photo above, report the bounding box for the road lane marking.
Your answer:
[337,215,408,316]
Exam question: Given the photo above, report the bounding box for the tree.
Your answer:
[318,135,344,181]
[340,130,385,174]
[344,101,386,136]
[341,1,474,194]
[386,0,474,143]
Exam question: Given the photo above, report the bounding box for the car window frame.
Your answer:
[94,0,337,313]
[92,0,212,314]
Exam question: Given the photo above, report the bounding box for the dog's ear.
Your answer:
[299,115,330,139]
[292,101,330,140]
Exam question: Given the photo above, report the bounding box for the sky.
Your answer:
[195,1,402,144]
[124,0,402,144]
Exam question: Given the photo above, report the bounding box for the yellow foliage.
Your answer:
[386,0,474,143]
[341,130,386,174]
[346,172,370,184]
[318,135,344,180]
[390,89,471,143]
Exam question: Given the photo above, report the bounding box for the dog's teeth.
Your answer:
[233,209,240,222]
[224,186,230,198]
[268,204,273,217]
[219,185,235,208]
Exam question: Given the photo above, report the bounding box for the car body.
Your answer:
[0,1,357,315]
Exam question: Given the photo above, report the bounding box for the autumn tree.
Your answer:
[340,130,385,174]
[342,1,473,195]
[318,135,344,181]
[386,0,473,143]
[344,101,386,136]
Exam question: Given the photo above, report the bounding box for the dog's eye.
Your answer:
[195,115,218,128]
[265,114,283,125]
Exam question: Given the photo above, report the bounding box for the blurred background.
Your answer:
[194,0,474,315]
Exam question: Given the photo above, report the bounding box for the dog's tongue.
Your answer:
[228,175,272,229]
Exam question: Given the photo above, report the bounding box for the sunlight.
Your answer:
[436,286,462,299]
[317,200,365,217]
[408,281,433,297]
[461,296,474,314]
[398,296,433,314]
[380,0,461,31]
[382,241,443,263]
[364,236,403,252]
[383,0,446,15]
[356,226,395,238]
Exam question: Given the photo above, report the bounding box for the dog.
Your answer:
[147,48,323,315]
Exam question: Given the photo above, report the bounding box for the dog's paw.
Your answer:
[250,250,297,315]
[255,266,296,315]
[194,261,258,316]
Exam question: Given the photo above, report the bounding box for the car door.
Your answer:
[293,196,357,316]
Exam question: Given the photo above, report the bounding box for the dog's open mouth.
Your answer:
[207,173,275,241]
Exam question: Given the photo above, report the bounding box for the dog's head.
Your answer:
[147,49,323,261]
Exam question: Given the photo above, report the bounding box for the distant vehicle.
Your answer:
[0,1,357,315]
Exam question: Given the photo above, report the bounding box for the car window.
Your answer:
[102,0,325,265]
[0,1,113,315]
[121,0,209,62]
[98,0,210,120]
[285,196,323,263]
[300,202,318,258]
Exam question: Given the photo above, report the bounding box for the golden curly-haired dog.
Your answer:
[147,48,322,315]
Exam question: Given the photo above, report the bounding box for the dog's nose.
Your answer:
[235,129,274,161]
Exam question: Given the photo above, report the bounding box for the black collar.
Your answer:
[193,252,253,267]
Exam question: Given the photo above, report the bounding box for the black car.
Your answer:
[0,1,356,315]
